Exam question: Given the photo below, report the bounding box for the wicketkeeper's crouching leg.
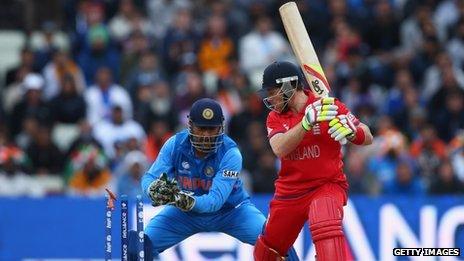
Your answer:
[308,196,346,261]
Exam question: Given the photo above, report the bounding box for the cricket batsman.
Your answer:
[253,61,373,260]
[129,98,299,260]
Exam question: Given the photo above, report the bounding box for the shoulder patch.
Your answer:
[222,170,239,179]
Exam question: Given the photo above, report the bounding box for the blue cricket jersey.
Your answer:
[142,130,250,213]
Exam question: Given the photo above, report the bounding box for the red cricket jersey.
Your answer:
[266,94,360,197]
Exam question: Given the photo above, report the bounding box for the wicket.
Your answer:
[105,189,145,261]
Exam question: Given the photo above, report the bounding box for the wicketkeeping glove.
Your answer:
[172,191,195,211]
[302,97,338,131]
[148,173,180,206]
[328,114,356,142]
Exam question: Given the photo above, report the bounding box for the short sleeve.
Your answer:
[266,112,286,138]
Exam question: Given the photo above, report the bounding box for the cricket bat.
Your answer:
[279,2,330,97]
[280,2,349,144]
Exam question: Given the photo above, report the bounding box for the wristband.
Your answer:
[348,126,365,145]
[301,118,311,131]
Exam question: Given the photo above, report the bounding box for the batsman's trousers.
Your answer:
[260,182,349,260]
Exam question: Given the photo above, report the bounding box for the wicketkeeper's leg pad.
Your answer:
[254,235,287,261]
[308,197,346,261]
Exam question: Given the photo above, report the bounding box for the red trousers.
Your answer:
[261,182,348,258]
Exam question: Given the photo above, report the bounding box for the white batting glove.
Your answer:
[328,115,356,142]
[302,97,338,131]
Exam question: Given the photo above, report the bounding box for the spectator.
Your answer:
[228,93,266,144]
[175,71,209,126]
[241,121,268,174]
[423,52,464,104]
[400,4,431,53]
[239,15,292,89]
[0,143,31,196]
[409,35,440,84]
[384,69,415,116]
[433,0,464,39]
[77,23,120,84]
[447,18,464,68]
[432,89,464,142]
[116,150,147,197]
[49,74,87,124]
[26,124,64,175]
[68,145,111,196]
[331,40,370,90]
[109,0,151,43]
[251,149,278,193]
[327,0,366,32]
[66,120,103,158]
[147,0,191,39]
[144,120,172,162]
[4,47,37,87]
[14,116,39,150]
[429,160,464,194]
[135,80,178,131]
[124,51,164,102]
[345,147,377,195]
[161,8,199,76]
[451,144,464,182]
[120,33,154,86]
[92,104,145,159]
[33,21,64,71]
[364,0,400,53]
[407,107,428,140]
[3,66,31,114]
[198,15,234,79]
[85,67,132,125]
[367,116,408,187]
[410,124,447,183]
[9,74,51,138]
[383,159,425,195]
[42,50,86,100]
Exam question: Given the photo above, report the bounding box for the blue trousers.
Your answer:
[144,202,299,261]
[135,201,299,260]
[145,201,266,254]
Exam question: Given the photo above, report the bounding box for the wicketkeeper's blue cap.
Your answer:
[188,98,224,127]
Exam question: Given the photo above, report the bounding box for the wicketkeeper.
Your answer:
[128,98,299,260]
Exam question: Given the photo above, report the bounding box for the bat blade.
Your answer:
[279,2,330,97]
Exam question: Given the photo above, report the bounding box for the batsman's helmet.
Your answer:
[259,61,304,113]
[188,98,224,153]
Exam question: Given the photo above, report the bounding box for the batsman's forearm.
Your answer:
[348,123,373,145]
[269,124,307,158]
[360,124,373,145]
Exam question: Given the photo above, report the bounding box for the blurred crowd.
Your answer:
[0,0,463,197]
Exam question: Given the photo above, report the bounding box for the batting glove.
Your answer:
[172,191,195,211]
[328,114,356,142]
[148,173,180,206]
[302,97,338,131]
